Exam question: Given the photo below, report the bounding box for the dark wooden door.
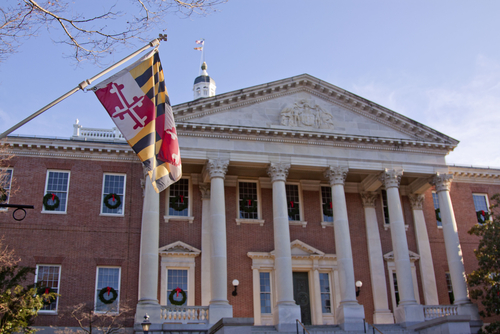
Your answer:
[293,272,311,325]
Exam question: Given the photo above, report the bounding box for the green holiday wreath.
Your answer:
[37,287,57,306]
[43,193,60,211]
[476,210,491,224]
[435,208,441,223]
[287,201,299,219]
[103,193,122,210]
[168,287,187,306]
[322,202,333,217]
[98,286,118,304]
[239,197,258,213]
[169,195,188,212]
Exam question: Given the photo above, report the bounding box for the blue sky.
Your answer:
[1,1,500,167]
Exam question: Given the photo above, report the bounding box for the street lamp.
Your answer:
[232,279,239,296]
[141,314,151,334]
[355,280,363,297]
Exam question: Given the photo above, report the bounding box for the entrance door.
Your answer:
[293,272,312,325]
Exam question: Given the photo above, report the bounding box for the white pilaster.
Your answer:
[135,176,161,324]
[252,267,262,325]
[267,162,301,332]
[200,183,212,306]
[408,194,439,305]
[431,174,470,305]
[325,166,365,331]
[312,264,323,325]
[380,169,423,326]
[360,192,394,324]
[206,159,233,323]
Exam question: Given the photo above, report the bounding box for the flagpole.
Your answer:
[0,36,167,140]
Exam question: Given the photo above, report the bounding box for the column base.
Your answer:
[209,303,233,324]
[134,301,162,326]
[394,304,424,327]
[336,303,365,332]
[273,303,301,332]
[373,309,394,324]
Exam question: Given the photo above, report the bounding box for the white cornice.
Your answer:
[448,165,500,184]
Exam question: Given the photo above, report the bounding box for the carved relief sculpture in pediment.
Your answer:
[280,99,334,129]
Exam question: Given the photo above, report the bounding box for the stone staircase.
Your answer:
[251,324,416,334]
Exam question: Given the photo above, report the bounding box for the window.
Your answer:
[319,273,332,313]
[432,192,442,227]
[203,86,208,95]
[35,265,61,312]
[286,184,301,221]
[101,174,126,215]
[473,194,490,224]
[381,190,390,225]
[168,178,189,217]
[0,169,13,208]
[392,272,400,306]
[445,272,454,304]
[321,186,333,223]
[43,171,70,213]
[260,272,271,314]
[239,182,259,219]
[95,267,121,313]
[167,269,188,305]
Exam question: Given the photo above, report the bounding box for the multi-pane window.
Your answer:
[43,171,70,213]
[393,272,399,306]
[239,182,258,219]
[95,267,121,313]
[167,269,188,305]
[168,179,189,217]
[473,194,490,224]
[260,272,271,314]
[445,272,454,304]
[321,186,333,223]
[319,273,332,313]
[381,190,390,225]
[286,184,301,221]
[0,169,12,207]
[101,174,126,215]
[432,192,442,227]
[35,265,61,312]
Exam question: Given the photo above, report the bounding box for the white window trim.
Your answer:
[0,168,13,211]
[164,176,194,223]
[159,241,200,306]
[384,251,420,310]
[94,266,121,314]
[432,191,443,229]
[35,264,61,314]
[319,272,334,315]
[320,185,334,228]
[42,170,70,214]
[236,179,265,226]
[472,193,491,223]
[100,173,126,217]
[286,182,307,228]
[380,189,408,231]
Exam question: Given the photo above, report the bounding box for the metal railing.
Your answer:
[423,305,458,320]
[161,305,209,324]
[295,319,311,334]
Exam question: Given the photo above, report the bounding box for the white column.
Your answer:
[432,174,470,305]
[200,183,211,306]
[267,163,301,332]
[408,194,439,305]
[206,159,233,323]
[312,261,323,325]
[135,176,161,324]
[325,166,364,331]
[380,169,423,325]
[360,192,394,324]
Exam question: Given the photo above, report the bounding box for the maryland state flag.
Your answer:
[93,49,181,193]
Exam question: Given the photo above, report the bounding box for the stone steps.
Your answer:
[251,324,416,334]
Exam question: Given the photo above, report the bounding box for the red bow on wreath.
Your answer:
[45,288,50,295]
[112,194,115,202]
[51,194,55,201]
[481,210,486,216]
[248,199,252,206]
[180,195,184,203]
[107,286,112,296]
[175,287,182,298]
[329,202,332,209]
[290,201,294,208]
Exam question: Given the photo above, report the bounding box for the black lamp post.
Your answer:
[355,280,363,297]
[141,314,151,334]
[232,279,239,296]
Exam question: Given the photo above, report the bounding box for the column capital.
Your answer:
[432,173,454,193]
[380,169,403,189]
[408,194,425,210]
[360,192,378,208]
[206,159,229,179]
[199,183,211,200]
[267,162,290,183]
[324,166,349,186]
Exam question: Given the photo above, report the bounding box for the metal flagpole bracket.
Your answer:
[0,204,35,221]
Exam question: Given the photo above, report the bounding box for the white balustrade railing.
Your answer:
[161,305,209,324]
[423,305,458,320]
[72,120,125,141]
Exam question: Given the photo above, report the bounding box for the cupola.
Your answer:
[193,61,216,100]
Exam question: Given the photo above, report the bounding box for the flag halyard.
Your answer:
[93,50,181,193]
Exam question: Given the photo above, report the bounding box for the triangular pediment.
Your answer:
[383,250,420,262]
[159,241,201,257]
[173,74,458,150]
[269,239,325,257]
